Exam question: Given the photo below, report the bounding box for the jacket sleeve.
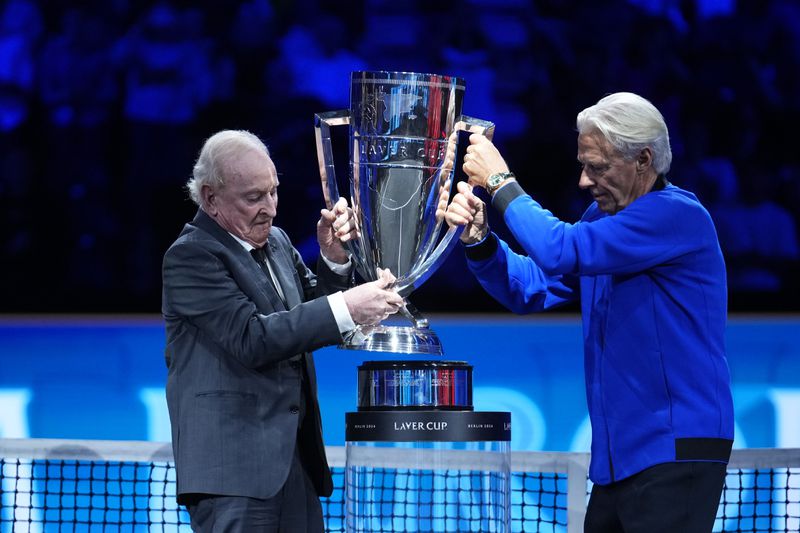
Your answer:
[313,254,353,297]
[465,232,579,314]
[270,227,351,300]
[162,240,343,369]
[496,182,715,277]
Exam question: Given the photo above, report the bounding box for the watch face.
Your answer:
[487,172,513,193]
[488,173,508,190]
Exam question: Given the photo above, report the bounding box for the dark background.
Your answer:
[2,0,798,314]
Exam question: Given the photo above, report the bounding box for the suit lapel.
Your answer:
[267,237,302,310]
[191,209,288,311]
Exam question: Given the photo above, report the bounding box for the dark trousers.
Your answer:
[584,461,726,533]
[186,449,324,533]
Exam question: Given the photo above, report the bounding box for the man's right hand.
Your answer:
[444,181,489,244]
[342,269,404,325]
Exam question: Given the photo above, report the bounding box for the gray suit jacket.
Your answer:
[162,209,349,502]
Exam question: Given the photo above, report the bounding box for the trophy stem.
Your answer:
[399,300,429,329]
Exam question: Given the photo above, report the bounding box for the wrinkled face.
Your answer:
[203,148,278,247]
[577,131,648,215]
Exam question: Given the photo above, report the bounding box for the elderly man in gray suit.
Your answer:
[162,130,403,532]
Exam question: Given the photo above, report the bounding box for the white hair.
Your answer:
[186,130,270,205]
[576,92,672,176]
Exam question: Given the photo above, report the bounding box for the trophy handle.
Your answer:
[455,115,496,142]
[314,110,370,280]
[314,110,349,210]
[394,116,496,298]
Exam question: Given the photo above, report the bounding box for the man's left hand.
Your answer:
[318,197,358,264]
[444,181,489,244]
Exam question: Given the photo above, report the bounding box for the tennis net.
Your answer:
[1,439,798,532]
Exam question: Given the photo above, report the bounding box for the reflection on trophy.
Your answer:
[317,72,510,532]
[315,71,494,355]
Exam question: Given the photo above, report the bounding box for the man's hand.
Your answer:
[318,197,358,264]
[342,268,404,325]
[463,134,510,190]
[444,182,489,244]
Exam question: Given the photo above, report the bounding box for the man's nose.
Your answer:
[578,171,593,189]
[262,196,277,216]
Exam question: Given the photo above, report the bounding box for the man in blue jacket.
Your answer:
[444,92,733,532]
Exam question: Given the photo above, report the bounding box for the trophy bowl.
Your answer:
[315,71,494,355]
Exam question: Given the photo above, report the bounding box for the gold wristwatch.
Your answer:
[485,172,515,195]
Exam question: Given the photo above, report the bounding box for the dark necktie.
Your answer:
[250,247,282,301]
[251,247,305,425]
[250,246,268,267]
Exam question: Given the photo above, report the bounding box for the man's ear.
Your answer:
[636,148,653,173]
[201,185,217,215]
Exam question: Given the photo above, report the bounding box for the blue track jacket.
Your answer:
[465,181,734,485]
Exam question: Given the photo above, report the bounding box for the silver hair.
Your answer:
[576,92,672,176]
[186,130,270,206]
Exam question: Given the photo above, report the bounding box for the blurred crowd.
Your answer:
[1,0,798,312]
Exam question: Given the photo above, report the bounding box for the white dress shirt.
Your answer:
[228,232,356,334]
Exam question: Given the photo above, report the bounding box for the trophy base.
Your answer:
[341,325,444,355]
[357,360,473,410]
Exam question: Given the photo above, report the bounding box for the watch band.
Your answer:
[486,172,516,195]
